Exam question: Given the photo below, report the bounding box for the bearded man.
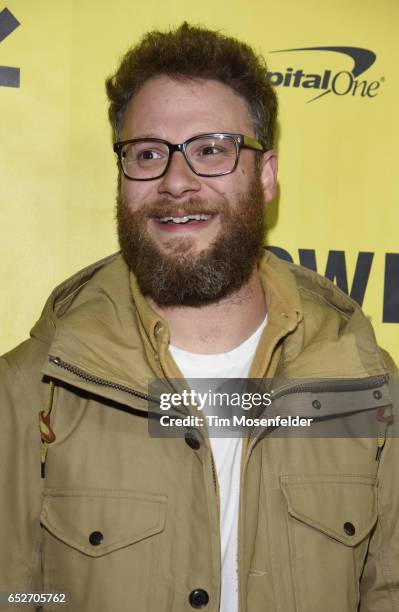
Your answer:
[1,23,398,612]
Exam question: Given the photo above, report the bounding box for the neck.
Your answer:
[147,266,267,354]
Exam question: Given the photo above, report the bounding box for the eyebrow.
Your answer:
[129,133,162,139]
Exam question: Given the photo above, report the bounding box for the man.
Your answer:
[0,23,398,612]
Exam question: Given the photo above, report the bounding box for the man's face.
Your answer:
[117,75,277,306]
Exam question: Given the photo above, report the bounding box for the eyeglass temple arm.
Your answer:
[242,135,266,152]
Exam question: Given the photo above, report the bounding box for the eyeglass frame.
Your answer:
[113,132,266,181]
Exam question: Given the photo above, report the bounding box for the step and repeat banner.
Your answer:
[1,0,397,359]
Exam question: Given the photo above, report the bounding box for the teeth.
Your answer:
[159,214,212,224]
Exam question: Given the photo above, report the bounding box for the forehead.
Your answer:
[121,75,254,141]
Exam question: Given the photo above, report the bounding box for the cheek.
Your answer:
[238,152,257,177]
[121,179,148,212]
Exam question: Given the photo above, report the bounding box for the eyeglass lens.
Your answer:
[120,135,237,179]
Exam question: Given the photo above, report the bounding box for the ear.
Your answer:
[259,150,278,203]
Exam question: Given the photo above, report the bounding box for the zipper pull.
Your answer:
[375,436,384,462]
[375,406,394,461]
[38,381,56,478]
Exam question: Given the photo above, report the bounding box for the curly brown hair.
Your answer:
[105,22,277,149]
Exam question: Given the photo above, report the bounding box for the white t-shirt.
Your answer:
[169,316,267,612]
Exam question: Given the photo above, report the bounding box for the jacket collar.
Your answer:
[38,250,387,412]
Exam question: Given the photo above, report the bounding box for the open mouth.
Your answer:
[157,213,213,225]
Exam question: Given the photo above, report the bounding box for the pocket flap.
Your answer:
[40,489,167,557]
[280,474,377,546]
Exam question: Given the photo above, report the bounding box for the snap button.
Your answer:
[189,589,209,608]
[185,432,201,450]
[154,322,163,336]
[343,522,355,536]
[312,400,321,410]
[89,531,103,546]
[373,389,382,400]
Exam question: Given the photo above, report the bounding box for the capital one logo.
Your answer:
[267,46,383,102]
[0,7,20,87]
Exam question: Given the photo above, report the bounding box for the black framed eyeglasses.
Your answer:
[113,133,265,181]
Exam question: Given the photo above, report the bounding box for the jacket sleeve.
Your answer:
[359,351,399,611]
[0,341,46,598]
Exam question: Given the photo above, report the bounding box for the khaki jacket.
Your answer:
[1,251,398,612]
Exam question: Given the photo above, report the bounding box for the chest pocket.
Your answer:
[280,474,377,612]
[40,489,167,611]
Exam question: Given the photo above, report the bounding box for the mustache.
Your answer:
[135,197,225,218]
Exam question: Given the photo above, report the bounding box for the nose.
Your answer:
[157,150,201,199]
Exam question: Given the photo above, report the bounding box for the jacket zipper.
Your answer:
[269,374,389,400]
[49,355,159,405]
[246,373,389,457]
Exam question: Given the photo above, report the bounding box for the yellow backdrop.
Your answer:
[1,0,397,360]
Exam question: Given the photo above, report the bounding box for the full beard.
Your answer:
[116,175,266,307]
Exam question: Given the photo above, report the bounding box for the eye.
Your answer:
[198,145,224,157]
[137,149,163,161]
[121,143,167,165]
